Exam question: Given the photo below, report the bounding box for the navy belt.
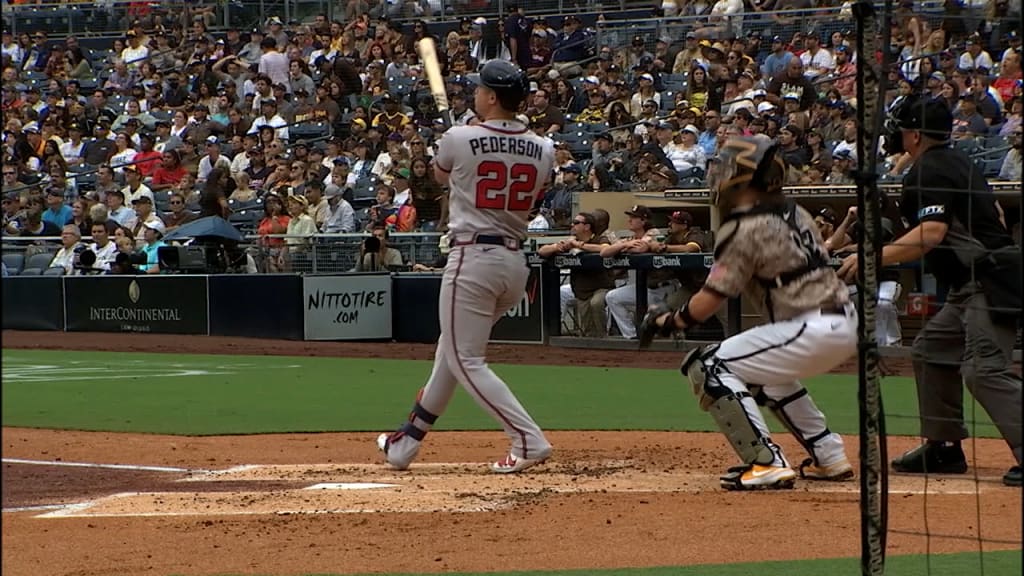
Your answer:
[453,235,522,250]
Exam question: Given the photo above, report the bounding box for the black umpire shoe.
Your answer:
[891,440,968,474]
[1004,466,1022,487]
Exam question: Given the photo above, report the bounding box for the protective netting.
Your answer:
[854,2,1022,575]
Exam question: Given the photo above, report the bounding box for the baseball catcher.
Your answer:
[639,136,857,490]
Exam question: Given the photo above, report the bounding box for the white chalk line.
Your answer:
[2,457,198,473]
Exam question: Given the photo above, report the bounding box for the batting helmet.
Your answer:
[468,60,529,112]
[707,135,786,214]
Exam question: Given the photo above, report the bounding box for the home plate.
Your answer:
[304,482,398,490]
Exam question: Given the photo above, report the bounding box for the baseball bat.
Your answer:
[416,38,452,129]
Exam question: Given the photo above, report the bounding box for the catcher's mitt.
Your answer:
[637,303,677,349]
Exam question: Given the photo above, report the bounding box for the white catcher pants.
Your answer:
[702,304,859,467]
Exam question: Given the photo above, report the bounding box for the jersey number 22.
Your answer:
[475,161,538,211]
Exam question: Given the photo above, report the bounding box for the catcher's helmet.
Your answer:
[882,95,952,155]
[468,60,529,111]
[707,135,786,214]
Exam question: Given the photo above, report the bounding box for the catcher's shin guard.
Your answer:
[695,359,786,468]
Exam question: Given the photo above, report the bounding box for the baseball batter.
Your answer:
[377,60,555,474]
[640,136,857,490]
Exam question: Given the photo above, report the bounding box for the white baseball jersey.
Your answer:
[434,119,555,240]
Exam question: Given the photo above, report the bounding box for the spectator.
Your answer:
[800,32,835,80]
[105,189,138,230]
[230,171,257,203]
[367,184,399,230]
[42,187,72,228]
[998,128,1022,181]
[84,221,117,272]
[151,150,189,192]
[81,119,116,165]
[248,98,289,141]
[806,129,833,173]
[409,158,446,230]
[49,224,83,274]
[119,165,151,206]
[778,124,809,174]
[575,89,609,123]
[504,3,533,70]
[1000,97,1022,137]
[258,37,290,89]
[69,198,91,237]
[952,94,989,138]
[129,195,164,242]
[767,58,816,111]
[673,32,703,75]
[305,178,330,230]
[59,123,87,166]
[993,51,1022,104]
[526,88,563,133]
[959,35,994,73]
[136,220,167,275]
[671,124,707,177]
[197,137,232,183]
[828,149,855,184]
[109,132,138,174]
[355,225,404,271]
[322,187,356,234]
[968,75,1004,125]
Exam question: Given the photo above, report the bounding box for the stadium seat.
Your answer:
[24,252,55,271]
[3,253,25,275]
[18,267,42,276]
[43,266,66,276]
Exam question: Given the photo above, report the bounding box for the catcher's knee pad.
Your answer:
[706,390,782,467]
[680,345,719,410]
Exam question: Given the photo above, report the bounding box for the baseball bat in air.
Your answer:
[416,38,452,129]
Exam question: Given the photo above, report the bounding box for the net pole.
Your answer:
[852,1,890,575]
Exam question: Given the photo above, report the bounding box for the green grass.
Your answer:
[193,550,1022,576]
[0,349,1002,438]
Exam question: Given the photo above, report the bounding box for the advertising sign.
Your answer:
[303,275,392,340]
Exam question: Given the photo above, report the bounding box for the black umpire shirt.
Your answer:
[899,144,1014,288]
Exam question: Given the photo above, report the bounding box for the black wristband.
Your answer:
[678,304,698,327]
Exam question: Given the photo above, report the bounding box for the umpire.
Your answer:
[839,96,1022,486]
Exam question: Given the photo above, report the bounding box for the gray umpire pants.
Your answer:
[912,282,1023,464]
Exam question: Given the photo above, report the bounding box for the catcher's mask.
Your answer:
[882,95,953,155]
[707,135,786,213]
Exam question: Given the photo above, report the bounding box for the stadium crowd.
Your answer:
[0,0,1020,279]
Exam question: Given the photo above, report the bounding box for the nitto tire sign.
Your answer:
[303,275,393,340]
[64,276,209,334]
[491,265,544,344]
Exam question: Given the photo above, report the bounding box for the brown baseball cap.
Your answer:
[624,205,652,220]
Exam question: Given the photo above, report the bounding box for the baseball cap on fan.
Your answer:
[625,205,652,220]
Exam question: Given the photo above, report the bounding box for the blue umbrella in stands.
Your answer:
[162,216,244,242]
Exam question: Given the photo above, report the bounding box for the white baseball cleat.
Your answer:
[798,457,855,481]
[490,453,547,474]
[720,464,797,490]
[376,433,411,470]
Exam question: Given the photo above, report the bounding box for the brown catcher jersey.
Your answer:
[433,119,555,240]
[705,201,849,322]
